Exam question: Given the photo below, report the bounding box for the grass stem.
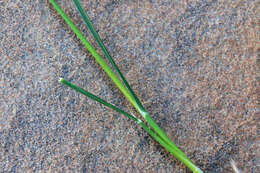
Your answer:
[49,1,203,172]
[73,0,144,109]
[59,78,203,173]
[59,78,138,122]
[72,0,190,161]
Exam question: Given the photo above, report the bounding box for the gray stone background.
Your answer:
[0,0,259,172]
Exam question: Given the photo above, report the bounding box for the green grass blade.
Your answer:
[59,78,138,122]
[143,111,192,159]
[72,0,144,110]
[51,0,184,160]
[59,78,203,173]
[49,0,139,110]
[140,123,204,173]
[50,1,203,172]
[72,0,189,158]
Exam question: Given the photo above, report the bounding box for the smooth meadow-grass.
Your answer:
[49,0,203,172]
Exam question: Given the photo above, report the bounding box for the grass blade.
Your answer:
[49,0,139,110]
[50,1,203,172]
[59,78,138,122]
[72,0,144,109]
[59,78,203,173]
[72,0,189,159]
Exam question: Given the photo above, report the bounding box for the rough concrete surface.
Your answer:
[0,0,259,172]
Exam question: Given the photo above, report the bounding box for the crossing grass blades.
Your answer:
[49,0,203,172]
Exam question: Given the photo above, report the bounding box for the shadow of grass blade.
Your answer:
[72,0,144,109]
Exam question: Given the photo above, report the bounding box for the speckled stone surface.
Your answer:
[0,0,259,172]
